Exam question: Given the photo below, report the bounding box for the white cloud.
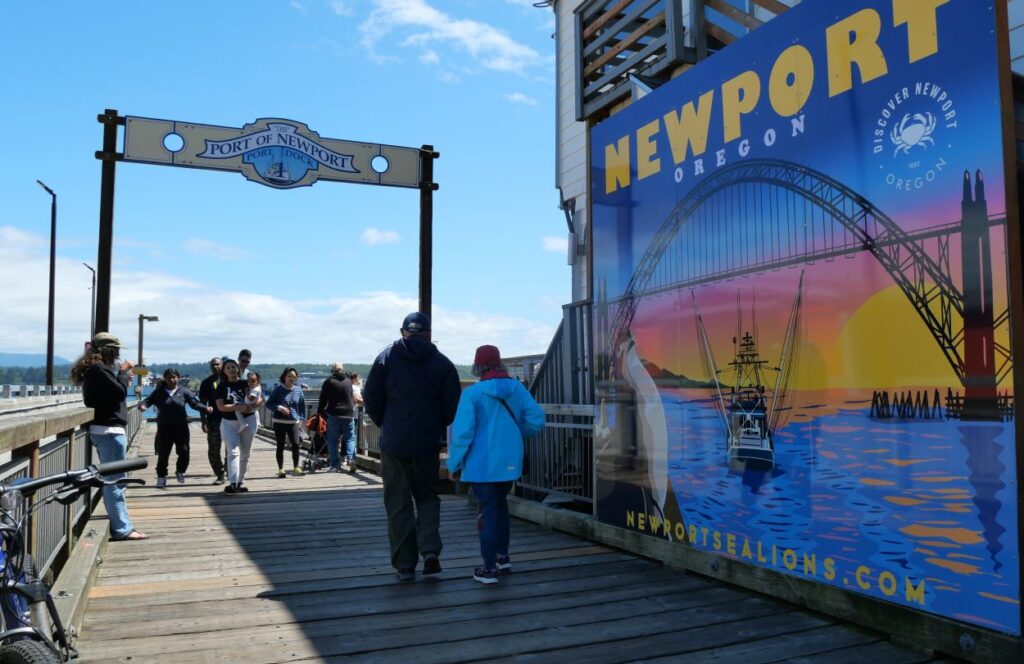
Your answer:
[360,0,546,75]
[184,238,249,261]
[329,0,353,16]
[0,226,555,364]
[360,227,401,245]
[542,235,568,253]
[290,0,309,13]
[438,70,460,84]
[419,49,439,65]
[506,92,538,106]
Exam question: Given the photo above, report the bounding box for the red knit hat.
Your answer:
[474,345,501,367]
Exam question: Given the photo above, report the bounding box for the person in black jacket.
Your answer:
[70,332,148,541]
[139,368,212,488]
[318,363,356,472]
[364,312,461,581]
[198,357,226,484]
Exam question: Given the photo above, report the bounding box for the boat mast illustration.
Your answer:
[693,272,804,467]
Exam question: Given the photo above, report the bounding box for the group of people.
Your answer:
[71,311,545,584]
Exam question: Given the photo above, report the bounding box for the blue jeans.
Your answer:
[89,432,134,539]
[472,481,513,569]
[325,415,355,469]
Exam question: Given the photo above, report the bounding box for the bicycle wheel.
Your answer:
[0,640,60,664]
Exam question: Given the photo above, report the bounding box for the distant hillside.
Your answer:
[0,353,71,368]
[641,359,719,389]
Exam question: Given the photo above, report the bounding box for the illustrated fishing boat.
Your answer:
[693,272,805,468]
[263,161,292,184]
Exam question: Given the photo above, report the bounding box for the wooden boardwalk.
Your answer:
[74,424,949,663]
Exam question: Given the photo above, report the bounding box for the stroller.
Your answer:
[303,413,330,473]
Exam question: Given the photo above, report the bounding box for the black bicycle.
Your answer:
[0,457,148,663]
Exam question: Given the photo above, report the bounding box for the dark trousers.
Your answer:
[381,451,442,571]
[472,482,513,569]
[273,422,301,469]
[155,421,190,478]
[206,420,225,479]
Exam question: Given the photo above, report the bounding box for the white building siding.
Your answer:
[556,0,589,299]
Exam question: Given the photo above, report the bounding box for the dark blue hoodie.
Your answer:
[364,335,461,456]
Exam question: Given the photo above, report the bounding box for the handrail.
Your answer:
[0,406,94,456]
[0,403,144,581]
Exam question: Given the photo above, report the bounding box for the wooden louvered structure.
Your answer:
[575,0,795,121]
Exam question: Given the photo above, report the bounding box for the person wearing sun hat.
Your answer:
[448,344,544,584]
[70,332,148,541]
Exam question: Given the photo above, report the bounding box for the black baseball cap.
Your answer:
[401,312,431,334]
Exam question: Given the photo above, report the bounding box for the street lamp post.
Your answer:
[36,180,56,386]
[137,314,159,393]
[83,263,96,338]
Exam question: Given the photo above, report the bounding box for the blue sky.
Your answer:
[0,0,567,365]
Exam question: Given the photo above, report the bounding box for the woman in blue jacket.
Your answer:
[448,345,544,584]
[267,367,307,477]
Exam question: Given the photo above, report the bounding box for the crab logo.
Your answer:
[873,83,957,192]
[890,112,937,156]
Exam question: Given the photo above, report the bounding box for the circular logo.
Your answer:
[871,82,958,192]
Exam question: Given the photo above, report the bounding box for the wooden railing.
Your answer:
[576,0,690,120]
[575,0,797,121]
[0,404,143,580]
[700,0,795,51]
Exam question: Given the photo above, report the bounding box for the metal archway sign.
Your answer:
[92,109,438,332]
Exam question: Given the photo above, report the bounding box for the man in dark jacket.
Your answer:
[198,357,226,484]
[318,363,356,472]
[364,312,461,581]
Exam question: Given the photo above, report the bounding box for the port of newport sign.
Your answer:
[122,116,421,189]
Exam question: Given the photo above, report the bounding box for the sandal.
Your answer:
[111,530,149,541]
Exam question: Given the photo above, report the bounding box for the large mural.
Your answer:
[591,0,1020,634]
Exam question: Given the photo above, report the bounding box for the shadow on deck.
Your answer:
[73,424,945,663]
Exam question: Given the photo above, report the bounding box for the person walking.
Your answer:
[349,372,364,407]
[138,368,212,488]
[364,312,461,581]
[198,357,226,484]
[216,358,262,494]
[448,345,544,584]
[318,363,357,472]
[238,349,253,379]
[267,367,307,478]
[71,332,148,541]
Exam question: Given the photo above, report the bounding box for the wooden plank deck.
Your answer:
[74,423,948,663]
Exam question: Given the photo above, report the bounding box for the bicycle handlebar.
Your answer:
[2,458,148,497]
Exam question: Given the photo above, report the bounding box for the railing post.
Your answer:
[64,428,76,560]
[12,440,41,558]
[1,385,9,398]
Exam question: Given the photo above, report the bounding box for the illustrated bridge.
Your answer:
[602,159,1012,396]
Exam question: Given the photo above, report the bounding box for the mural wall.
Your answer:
[591,0,1020,634]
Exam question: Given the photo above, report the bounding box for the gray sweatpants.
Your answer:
[221,415,256,485]
[381,451,443,571]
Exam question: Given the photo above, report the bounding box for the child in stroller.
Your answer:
[303,413,330,472]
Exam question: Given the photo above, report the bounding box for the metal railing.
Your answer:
[531,301,594,406]
[517,301,596,508]
[518,404,595,506]
[1,385,82,398]
[359,414,380,458]
[0,402,143,580]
